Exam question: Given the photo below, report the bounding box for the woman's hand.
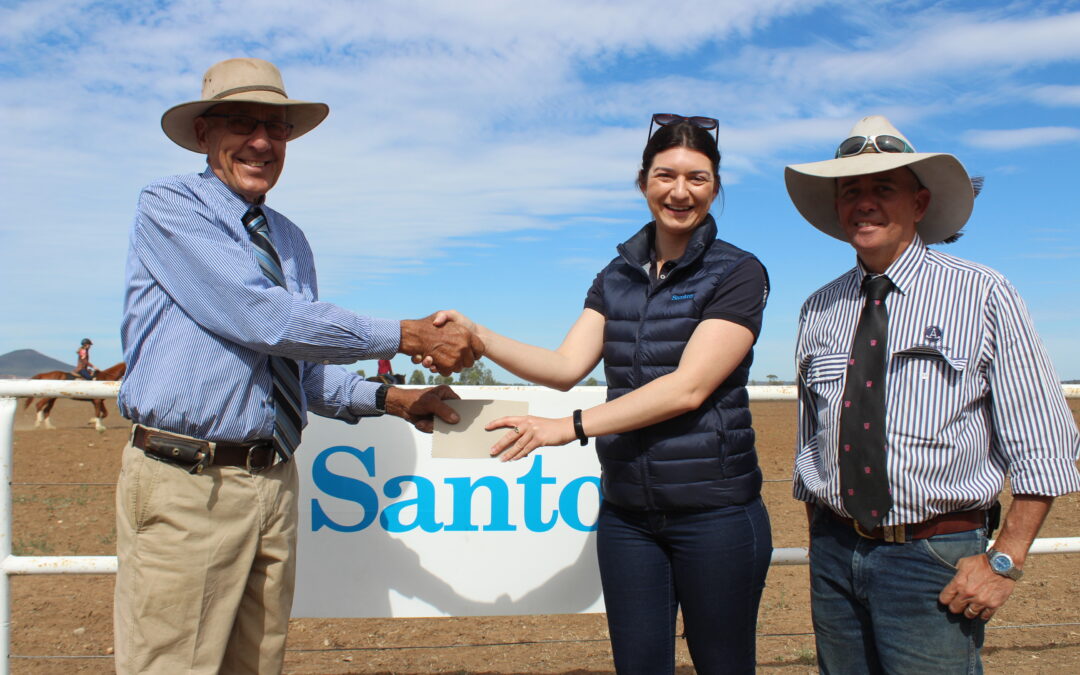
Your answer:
[486,415,576,462]
[432,309,477,334]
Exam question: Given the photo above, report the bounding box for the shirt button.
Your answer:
[659,274,666,279]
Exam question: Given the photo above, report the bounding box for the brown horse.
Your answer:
[23,362,126,432]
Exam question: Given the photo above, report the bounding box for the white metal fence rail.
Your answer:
[0,380,1077,673]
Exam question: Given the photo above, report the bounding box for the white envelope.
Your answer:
[432,399,529,458]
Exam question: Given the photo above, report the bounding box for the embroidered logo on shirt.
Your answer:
[671,293,695,301]
[924,325,943,343]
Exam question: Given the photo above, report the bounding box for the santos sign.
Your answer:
[293,386,607,618]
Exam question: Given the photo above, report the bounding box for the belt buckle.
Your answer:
[882,524,906,543]
[853,521,907,543]
[245,444,273,473]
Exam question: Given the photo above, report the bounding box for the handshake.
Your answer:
[399,311,482,377]
[383,312,481,434]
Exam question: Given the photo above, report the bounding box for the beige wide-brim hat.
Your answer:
[161,57,329,152]
[784,115,974,244]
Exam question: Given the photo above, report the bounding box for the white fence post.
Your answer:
[0,396,15,675]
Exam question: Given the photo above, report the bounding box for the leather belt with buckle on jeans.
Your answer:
[828,509,986,544]
[132,424,278,474]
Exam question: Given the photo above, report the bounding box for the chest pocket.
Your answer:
[804,353,849,388]
[889,345,971,440]
[802,352,849,435]
[892,345,968,379]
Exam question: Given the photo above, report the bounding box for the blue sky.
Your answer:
[2,0,1078,382]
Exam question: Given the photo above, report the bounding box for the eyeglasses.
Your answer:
[202,113,294,141]
[835,134,914,158]
[649,113,720,144]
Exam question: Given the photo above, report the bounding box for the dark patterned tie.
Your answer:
[243,206,303,462]
[838,274,894,531]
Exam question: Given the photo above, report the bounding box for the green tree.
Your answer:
[355,369,366,379]
[766,374,779,385]
[433,374,454,385]
[408,369,427,385]
[583,377,599,386]
[457,362,498,385]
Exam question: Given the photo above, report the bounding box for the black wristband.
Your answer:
[573,409,587,445]
[374,383,391,415]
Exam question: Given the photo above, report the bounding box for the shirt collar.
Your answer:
[618,213,718,270]
[855,234,926,296]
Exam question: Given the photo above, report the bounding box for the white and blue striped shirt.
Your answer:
[118,167,401,442]
[794,236,1080,525]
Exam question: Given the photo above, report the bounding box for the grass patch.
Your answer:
[794,648,816,665]
[12,538,53,555]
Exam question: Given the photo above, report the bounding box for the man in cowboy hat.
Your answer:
[115,57,483,674]
[787,115,1079,672]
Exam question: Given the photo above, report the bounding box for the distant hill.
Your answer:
[0,350,74,378]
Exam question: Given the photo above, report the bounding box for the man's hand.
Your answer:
[939,494,1052,621]
[412,310,481,371]
[938,553,1016,621]
[384,385,461,433]
[400,313,484,376]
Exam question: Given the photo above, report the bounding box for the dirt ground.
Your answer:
[6,397,1080,674]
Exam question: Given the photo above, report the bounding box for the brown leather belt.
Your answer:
[132,425,278,473]
[829,509,986,543]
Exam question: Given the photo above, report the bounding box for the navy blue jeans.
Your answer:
[596,498,772,674]
[810,510,987,674]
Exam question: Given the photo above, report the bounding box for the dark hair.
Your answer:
[636,120,722,195]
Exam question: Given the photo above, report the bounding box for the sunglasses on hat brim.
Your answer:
[835,134,915,159]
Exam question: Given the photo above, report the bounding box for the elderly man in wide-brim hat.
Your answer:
[114,58,480,675]
[787,115,1080,673]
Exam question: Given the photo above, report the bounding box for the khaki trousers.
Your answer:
[114,441,299,675]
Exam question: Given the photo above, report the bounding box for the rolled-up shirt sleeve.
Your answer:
[302,362,384,421]
[985,280,1080,496]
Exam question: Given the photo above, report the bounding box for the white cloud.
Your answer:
[964,126,1080,150]
[728,10,1080,103]
[1030,84,1080,106]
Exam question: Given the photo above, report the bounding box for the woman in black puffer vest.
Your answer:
[431,115,772,674]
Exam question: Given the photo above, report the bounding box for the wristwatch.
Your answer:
[986,548,1023,581]
[373,384,391,416]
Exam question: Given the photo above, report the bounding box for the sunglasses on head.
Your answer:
[202,113,294,141]
[835,134,914,158]
[649,113,720,144]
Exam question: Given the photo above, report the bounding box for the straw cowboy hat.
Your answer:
[161,58,329,152]
[785,115,974,244]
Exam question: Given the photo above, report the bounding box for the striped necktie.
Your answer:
[243,206,303,462]
[838,274,894,531]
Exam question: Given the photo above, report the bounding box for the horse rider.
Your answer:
[74,338,97,380]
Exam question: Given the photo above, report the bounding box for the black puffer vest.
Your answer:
[596,215,763,511]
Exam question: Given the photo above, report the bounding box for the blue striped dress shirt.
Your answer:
[118,167,401,442]
[795,236,1080,524]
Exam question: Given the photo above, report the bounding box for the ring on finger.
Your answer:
[512,426,521,434]
[964,606,978,616]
